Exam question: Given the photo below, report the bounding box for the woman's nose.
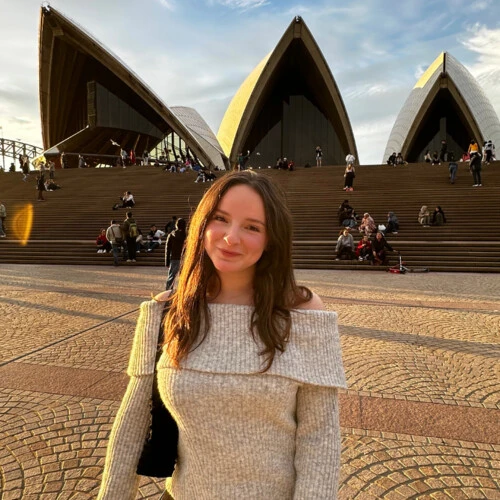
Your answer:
[224,226,240,245]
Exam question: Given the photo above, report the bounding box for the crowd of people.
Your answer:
[336,200,400,265]
[418,206,446,227]
[387,152,407,166]
[335,199,447,265]
[419,137,495,187]
[97,209,187,288]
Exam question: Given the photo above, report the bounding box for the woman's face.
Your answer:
[204,185,267,279]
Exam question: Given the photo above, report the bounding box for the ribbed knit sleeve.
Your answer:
[127,300,165,376]
[97,377,153,500]
[293,386,341,499]
[98,300,165,500]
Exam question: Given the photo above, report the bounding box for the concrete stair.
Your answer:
[0,161,499,272]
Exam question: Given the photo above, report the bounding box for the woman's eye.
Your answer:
[214,215,226,222]
[247,225,260,232]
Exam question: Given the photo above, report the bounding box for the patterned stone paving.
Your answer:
[339,430,500,499]
[0,265,499,498]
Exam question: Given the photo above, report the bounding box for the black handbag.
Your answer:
[136,306,179,478]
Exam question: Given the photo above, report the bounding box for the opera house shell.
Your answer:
[39,6,228,169]
[384,52,500,163]
[217,16,358,168]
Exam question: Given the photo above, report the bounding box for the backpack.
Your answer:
[128,221,138,238]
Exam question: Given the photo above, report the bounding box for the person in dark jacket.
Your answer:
[165,218,187,290]
[385,212,399,234]
[431,206,447,226]
[36,174,45,201]
[372,231,395,265]
[165,216,177,235]
[122,212,138,262]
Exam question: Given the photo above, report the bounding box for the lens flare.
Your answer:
[12,204,34,246]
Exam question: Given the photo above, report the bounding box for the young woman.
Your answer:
[343,164,355,191]
[335,227,355,260]
[98,171,346,499]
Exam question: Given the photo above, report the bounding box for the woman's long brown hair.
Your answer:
[163,171,311,372]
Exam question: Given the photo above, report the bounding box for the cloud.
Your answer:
[470,0,492,11]
[460,24,500,111]
[10,117,32,125]
[155,0,176,10]
[352,117,396,165]
[207,0,270,10]
[283,5,311,16]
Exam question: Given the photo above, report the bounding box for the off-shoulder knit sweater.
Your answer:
[98,299,346,500]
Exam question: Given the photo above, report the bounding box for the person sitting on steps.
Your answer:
[432,206,446,226]
[335,228,355,261]
[418,206,431,227]
[338,199,357,228]
[385,212,399,234]
[112,191,135,210]
[356,235,372,261]
[146,225,165,252]
[359,213,376,236]
[372,231,396,266]
[96,228,112,253]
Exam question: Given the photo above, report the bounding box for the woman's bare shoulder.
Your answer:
[295,291,325,311]
[154,290,172,302]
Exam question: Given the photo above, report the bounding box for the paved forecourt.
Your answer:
[0,265,498,499]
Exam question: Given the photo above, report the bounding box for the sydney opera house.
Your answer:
[38,8,358,169]
[39,6,500,169]
[384,52,500,163]
[217,17,358,167]
[39,6,229,169]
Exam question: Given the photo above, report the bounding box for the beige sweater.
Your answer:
[98,299,346,500]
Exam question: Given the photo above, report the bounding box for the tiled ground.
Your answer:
[0,265,498,499]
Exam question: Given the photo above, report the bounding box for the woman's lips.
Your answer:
[219,248,241,257]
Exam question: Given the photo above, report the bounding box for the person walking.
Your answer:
[36,174,45,201]
[315,145,322,166]
[48,160,56,179]
[343,164,356,191]
[106,220,124,266]
[164,218,187,290]
[0,200,6,237]
[21,155,30,181]
[448,161,458,184]
[470,153,482,187]
[164,216,177,236]
[122,212,138,263]
[98,171,346,499]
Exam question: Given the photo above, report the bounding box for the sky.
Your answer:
[1,0,500,165]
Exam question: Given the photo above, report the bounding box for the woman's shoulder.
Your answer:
[154,290,173,302]
[294,291,325,311]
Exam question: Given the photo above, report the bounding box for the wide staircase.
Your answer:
[1,162,499,272]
